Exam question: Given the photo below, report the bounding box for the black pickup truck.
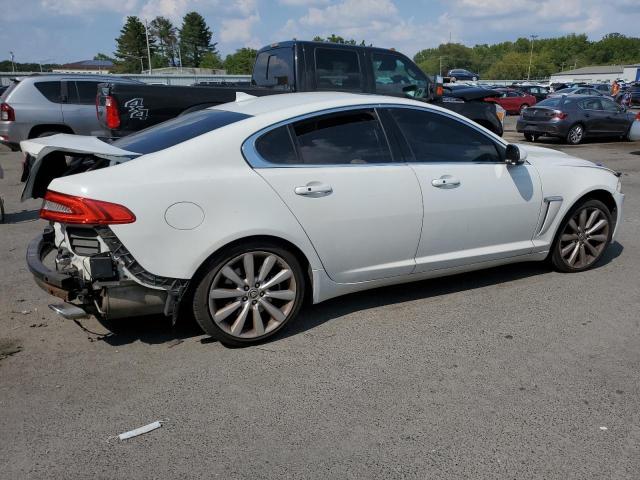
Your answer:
[97,41,503,137]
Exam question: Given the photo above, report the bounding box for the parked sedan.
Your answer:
[24,92,623,346]
[547,86,604,98]
[517,95,636,144]
[447,69,480,81]
[512,84,549,102]
[485,88,537,114]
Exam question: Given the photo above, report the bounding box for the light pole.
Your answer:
[527,35,538,81]
[144,19,153,74]
[9,51,15,73]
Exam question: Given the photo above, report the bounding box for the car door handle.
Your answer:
[294,183,333,196]
[431,176,461,188]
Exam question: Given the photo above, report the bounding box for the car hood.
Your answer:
[517,143,616,174]
[445,87,500,101]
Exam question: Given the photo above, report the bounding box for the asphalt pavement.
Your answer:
[1,117,639,479]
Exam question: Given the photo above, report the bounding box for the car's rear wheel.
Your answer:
[550,199,612,272]
[192,241,306,346]
[566,124,585,145]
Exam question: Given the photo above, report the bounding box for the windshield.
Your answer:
[536,98,565,108]
[111,109,251,155]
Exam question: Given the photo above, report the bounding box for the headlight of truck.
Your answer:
[495,104,506,124]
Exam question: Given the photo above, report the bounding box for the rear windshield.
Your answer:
[536,97,565,108]
[111,109,251,154]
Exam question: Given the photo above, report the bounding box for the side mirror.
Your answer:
[505,144,526,165]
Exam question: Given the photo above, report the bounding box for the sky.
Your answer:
[1,0,640,64]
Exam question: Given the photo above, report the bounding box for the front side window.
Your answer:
[372,52,427,96]
[252,48,294,90]
[601,99,620,112]
[291,109,391,165]
[315,48,362,91]
[387,107,502,163]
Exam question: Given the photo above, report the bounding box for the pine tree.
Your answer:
[179,12,216,67]
[150,16,177,67]
[114,16,155,73]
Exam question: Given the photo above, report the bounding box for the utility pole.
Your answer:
[527,35,538,81]
[9,51,15,73]
[144,19,152,74]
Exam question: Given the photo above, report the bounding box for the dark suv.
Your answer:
[516,95,636,144]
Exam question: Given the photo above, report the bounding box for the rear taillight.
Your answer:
[40,190,135,225]
[552,112,568,120]
[635,112,640,121]
[104,95,120,129]
[0,102,15,121]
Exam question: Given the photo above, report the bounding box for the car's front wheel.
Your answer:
[192,241,306,346]
[550,199,612,272]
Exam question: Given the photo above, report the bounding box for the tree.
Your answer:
[114,16,155,73]
[94,53,115,62]
[150,16,177,67]
[179,11,216,67]
[313,34,366,46]
[200,51,223,70]
[223,48,258,74]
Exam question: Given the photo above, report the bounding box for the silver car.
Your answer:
[0,75,141,151]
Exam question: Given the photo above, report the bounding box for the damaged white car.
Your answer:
[24,92,624,346]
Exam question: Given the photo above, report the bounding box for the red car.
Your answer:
[485,88,537,114]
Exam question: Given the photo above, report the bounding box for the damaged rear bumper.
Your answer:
[27,227,188,321]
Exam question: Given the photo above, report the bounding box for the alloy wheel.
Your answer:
[558,206,610,269]
[567,125,584,144]
[207,251,297,339]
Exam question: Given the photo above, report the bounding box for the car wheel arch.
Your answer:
[28,124,74,138]
[550,188,618,243]
[187,234,315,303]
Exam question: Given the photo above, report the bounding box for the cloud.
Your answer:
[220,14,260,43]
[40,0,138,15]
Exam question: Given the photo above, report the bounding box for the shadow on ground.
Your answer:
[85,242,624,348]
[2,209,40,224]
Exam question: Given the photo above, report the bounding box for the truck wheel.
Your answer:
[192,241,306,347]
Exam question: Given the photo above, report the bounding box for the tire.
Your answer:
[566,124,585,145]
[519,104,529,114]
[550,199,612,273]
[192,240,306,346]
[524,132,539,142]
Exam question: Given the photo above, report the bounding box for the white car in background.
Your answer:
[23,92,624,346]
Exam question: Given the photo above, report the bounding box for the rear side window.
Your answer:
[291,109,391,165]
[315,49,362,91]
[111,109,251,154]
[74,81,101,104]
[579,98,602,110]
[34,81,62,103]
[387,108,502,163]
[252,48,294,90]
[255,126,297,164]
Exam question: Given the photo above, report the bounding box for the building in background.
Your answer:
[52,60,113,74]
[550,64,640,84]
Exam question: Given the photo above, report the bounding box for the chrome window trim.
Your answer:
[241,103,509,169]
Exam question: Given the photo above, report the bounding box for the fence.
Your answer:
[0,72,252,87]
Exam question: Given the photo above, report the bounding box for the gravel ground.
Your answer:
[1,116,639,479]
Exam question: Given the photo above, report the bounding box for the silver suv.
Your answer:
[0,75,141,151]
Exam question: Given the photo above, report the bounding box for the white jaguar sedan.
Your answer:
[23,92,624,346]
